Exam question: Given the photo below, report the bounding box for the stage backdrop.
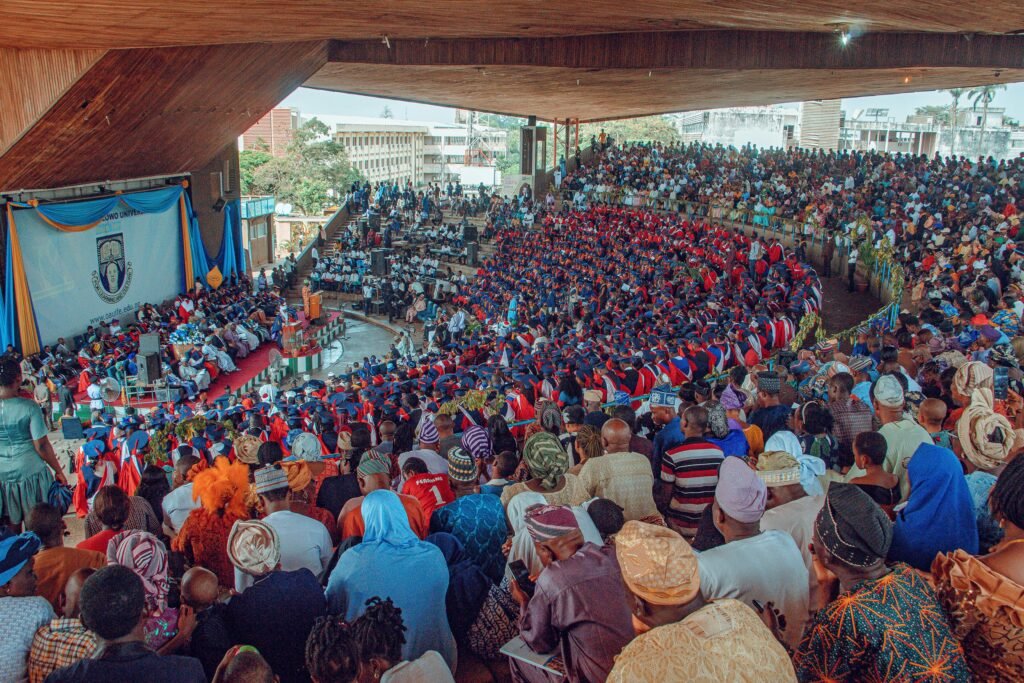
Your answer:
[14,198,183,343]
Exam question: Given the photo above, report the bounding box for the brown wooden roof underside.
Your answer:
[2,1,1023,48]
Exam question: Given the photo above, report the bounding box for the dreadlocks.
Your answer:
[351,597,406,665]
[990,454,1024,530]
[305,615,359,683]
[575,425,604,462]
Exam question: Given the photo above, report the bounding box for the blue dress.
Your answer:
[326,490,457,670]
[430,494,507,584]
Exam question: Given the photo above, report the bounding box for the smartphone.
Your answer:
[994,366,1010,401]
[508,560,535,597]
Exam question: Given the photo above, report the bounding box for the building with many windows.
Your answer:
[321,115,507,188]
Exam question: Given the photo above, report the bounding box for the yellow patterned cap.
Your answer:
[615,521,699,606]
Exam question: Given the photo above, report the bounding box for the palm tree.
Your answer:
[967,84,1007,157]
[946,88,965,156]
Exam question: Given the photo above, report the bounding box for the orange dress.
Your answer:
[172,509,245,588]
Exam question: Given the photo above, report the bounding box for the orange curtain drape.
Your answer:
[5,206,40,355]
[179,193,195,291]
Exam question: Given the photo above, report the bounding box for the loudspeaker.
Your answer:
[462,223,478,242]
[138,333,160,355]
[371,249,388,276]
[137,352,162,385]
[61,417,84,440]
[467,241,479,266]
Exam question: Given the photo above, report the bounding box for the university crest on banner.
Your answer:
[91,233,134,304]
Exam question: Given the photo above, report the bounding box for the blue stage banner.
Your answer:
[14,199,182,343]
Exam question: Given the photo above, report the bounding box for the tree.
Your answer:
[578,116,680,147]
[239,150,273,195]
[381,105,394,119]
[914,105,950,126]
[947,88,965,156]
[237,118,360,213]
[967,84,1007,156]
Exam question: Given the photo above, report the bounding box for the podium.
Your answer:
[306,291,323,321]
[282,322,304,355]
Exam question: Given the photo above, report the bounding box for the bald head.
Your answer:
[601,418,632,454]
[181,566,220,610]
[62,568,95,618]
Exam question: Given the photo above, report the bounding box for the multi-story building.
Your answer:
[240,107,299,157]
[321,115,507,188]
[839,107,1021,159]
[799,100,843,151]
[674,107,798,149]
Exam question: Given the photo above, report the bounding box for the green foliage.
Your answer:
[381,105,394,119]
[914,105,950,126]
[578,116,680,146]
[240,150,273,195]
[239,117,361,214]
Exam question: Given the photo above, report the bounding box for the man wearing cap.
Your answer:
[696,457,809,649]
[757,450,826,574]
[747,371,791,441]
[508,505,634,683]
[649,384,684,482]
[792,484,970,682]
[429,447,507,583]
[844,374,930,500]
[235,466,333,593]
[608,521,795,682]
[225,520,327,683]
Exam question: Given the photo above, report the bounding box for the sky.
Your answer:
[282,82,1024,125]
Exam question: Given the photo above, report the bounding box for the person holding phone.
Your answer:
[508,505,633,683]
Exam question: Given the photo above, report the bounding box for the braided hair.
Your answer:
[351,597,406,666]
[305,615,359,683]
[0,357,20,388]
[575,425,604,462]
[990,454,1024,530]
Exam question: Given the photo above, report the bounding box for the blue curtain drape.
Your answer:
[31,186,184,228]
[1,221,16,351]
[213,200,245,281]
[183,197,245,287]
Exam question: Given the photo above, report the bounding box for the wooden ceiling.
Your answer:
[3,2,1023,48]
[0,42,328,191]
[307,65,1024,123]
[1,1,1023,190]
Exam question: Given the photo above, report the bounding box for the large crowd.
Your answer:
[0,141,1022,683]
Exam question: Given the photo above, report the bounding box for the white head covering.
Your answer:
[763,430,827,496]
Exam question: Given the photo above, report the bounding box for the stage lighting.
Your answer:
[840,31,851,46]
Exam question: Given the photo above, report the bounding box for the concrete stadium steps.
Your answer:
[285,218,358,299]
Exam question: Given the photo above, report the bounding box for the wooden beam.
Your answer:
[0,42,329,192]
[328,31,1024,70]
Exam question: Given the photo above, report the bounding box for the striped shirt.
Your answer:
[661,437,723,537]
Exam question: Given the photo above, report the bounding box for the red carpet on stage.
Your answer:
[206,343,274,401]
[72,343,276,409]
